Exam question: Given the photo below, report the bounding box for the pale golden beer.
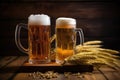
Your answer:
[56,18,76,63]
[56,28,76,62]
[55,17,84,63]
[28,15,51,63]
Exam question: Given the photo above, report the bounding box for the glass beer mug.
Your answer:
[15,14,51,64]
[55,17,84,63]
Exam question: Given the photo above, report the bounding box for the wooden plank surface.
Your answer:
[0,2,119,19]
[12,67,120,80]
[0,56,28,80]
[0,56,19,68]
[98,67,120,80]
[0,56,120,80]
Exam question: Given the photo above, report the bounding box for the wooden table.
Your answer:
[0,56,120,80]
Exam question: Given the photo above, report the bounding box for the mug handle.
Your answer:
[15,23,28,54]
[75,28,84,45]
[15,23,56,54]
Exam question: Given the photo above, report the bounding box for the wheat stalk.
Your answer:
[64,41,120,69]
[84,40,102,45]
[50,35,120,69]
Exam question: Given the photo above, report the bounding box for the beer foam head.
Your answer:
[56,17,76,28]
[28,14,50,25]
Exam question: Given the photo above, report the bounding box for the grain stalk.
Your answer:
[50,35,120,69]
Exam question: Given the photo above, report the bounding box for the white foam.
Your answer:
[28,14,50,25]
[56,17,76,28]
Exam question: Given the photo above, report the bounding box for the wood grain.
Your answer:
[98,67,120,80]
[0,1,120,55]
[0,56,120,80]
[0,56,19,68]
[0,56,28,80]
[0,2,119,19]
[19,62,93,73]
[12,66,120,80]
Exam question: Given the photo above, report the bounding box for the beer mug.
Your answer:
[55,17,84,63]
[15,14,51,64]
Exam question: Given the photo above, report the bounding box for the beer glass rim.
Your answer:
[28,14,50,25]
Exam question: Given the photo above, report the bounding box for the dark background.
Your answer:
[0,0,120,56]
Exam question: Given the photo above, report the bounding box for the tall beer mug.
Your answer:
[15,14,51,64]
[56,17,84,63]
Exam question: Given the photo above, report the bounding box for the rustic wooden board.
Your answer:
[19,62,93,73]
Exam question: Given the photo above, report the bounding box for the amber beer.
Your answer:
[56,17,76,63]
[28,14,51,63]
